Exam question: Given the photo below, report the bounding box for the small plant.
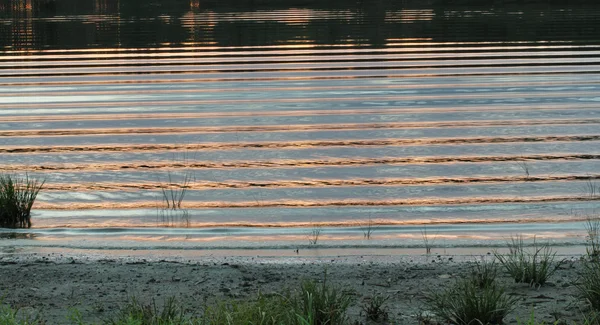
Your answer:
[470,258,499,289]
[308,224,322,245]
[426,278,518,325]
[0,174,45,229]
[421,226,437,254]
[362,294,389,322]
[494,235,563,287]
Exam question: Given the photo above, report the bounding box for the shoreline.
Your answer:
[0,251,588,324]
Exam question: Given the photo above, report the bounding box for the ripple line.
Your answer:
[4,154,600,172]
[37,175,600,191]
[34,196,600,210]
[2,120,600,137]
[2,136,599,153]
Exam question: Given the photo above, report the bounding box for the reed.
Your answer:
[0,174,44,229]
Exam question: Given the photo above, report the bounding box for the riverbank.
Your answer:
[0,252,588,324]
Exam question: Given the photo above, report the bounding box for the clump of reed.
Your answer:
[494,235,563,287]
[0,174,44,229]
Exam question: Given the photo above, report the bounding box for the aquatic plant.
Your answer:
[308,223,322,245]
[494,235,563,287]
[157,171,192,227]
[361,215,375,240]
[0,174,44,229]
[421,226,437,254]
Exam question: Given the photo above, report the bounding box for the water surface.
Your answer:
[1,0,600,253]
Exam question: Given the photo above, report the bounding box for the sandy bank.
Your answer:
[0,252,588,324]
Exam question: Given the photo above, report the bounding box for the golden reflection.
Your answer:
[9,0,34,50]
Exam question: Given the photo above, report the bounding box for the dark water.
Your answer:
[1,0,600,252]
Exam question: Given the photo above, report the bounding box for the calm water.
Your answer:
[1,0,600,253]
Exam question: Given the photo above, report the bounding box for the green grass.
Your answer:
[0,174,44,229]
[108,297,188,325]
[494,235,563,287]
[292,278,353,325]
[426,278,518,325]
[201,294,293,325]
[0,303,41,325]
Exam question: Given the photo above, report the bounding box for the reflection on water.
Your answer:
[1,0,600,251]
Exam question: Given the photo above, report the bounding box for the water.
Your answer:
[1,0,600,254]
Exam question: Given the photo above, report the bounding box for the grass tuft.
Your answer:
[494,235,563,287]
[0,303,41,325]
[470,258,499,289]
[362,294,389,322]
[0,174,44,229]
[293,274,353,325]
[585,215,600,260]
[426,278,518,325]
[578,258,600,312]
